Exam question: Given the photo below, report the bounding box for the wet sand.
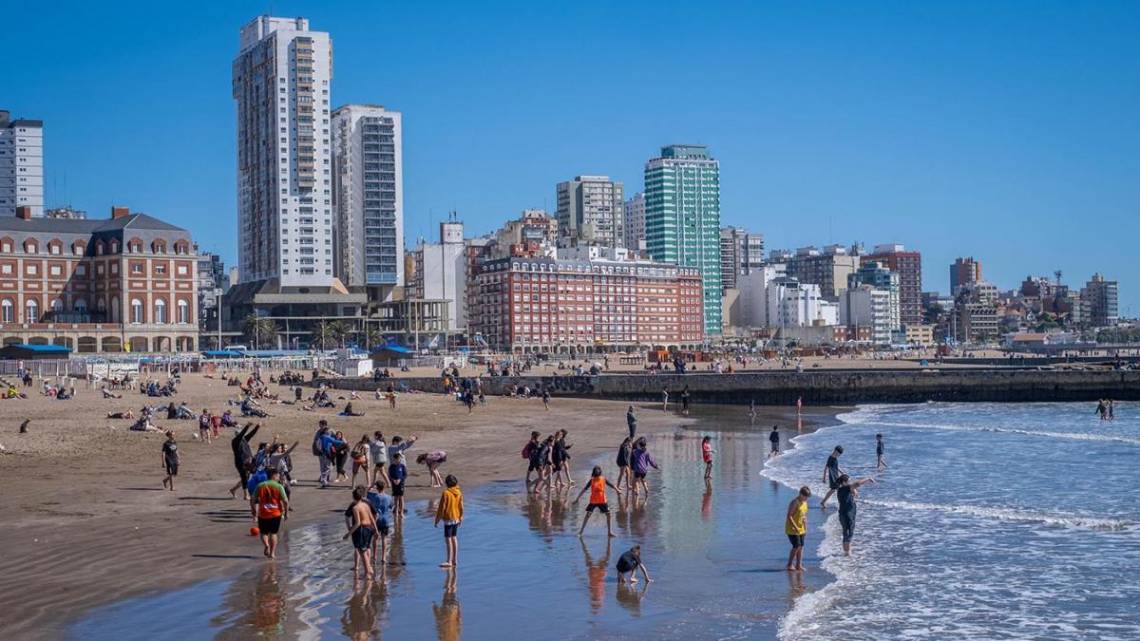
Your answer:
[0,373,838,640]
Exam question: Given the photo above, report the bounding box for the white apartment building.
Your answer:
[332,104,403,300]
[408,219,467,331]
[622,192,645,252]
[0,111,44,218]
[766,277,838,328]
[840,285,893,345]
[233,16,335,287]
[556,175,624,248]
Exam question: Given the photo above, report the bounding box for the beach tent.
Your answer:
[371,343,414,364]
[0,343,72,360]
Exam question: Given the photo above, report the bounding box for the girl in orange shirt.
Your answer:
[574,466,620,537]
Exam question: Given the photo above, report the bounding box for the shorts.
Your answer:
[165,462,178,476]
[633,471,647,480]
[616,560,637,574]
[392,484,405,497]
[258,517,282,535]
[586,502,610,514]
[528,461,541,472]
[828,478,841,490]
[787,534,805,547]
[443,521,460,537]
[352,526,375,551]
[377,522,390,537]
[702,455,712,464]
[838,510,856,544]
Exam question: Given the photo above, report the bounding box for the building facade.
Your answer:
[645,144,721,335]
[952,281,1000,344]
[196,251,226,332]
[407,218,467,332]
[0,111,44,218]
[840,285,893,345]
[0,206,198,353]
[469,249,703,354]
[331,104,403,300]
[622,192,645,252]
[719,226,763,290]
[863,244,921,328]
[1080,273,1119,328]
[556,175,624,248]
[233,16,335,287]
[849,260,901,330]
[950,256,982,295]
[765,277,839,329]
[775,245,860,301]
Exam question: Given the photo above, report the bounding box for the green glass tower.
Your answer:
[644,144,721,335]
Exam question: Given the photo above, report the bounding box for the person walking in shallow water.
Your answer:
[434,474,464,568]
[785,486,811,571]
[835,474,875,556]
[701,435,714,480]
[575,466,619,537]
[876,433,887,470]
[819,446,845,508]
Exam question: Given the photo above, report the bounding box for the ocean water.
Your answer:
[70,422,824,641]
[764,402,1140,641]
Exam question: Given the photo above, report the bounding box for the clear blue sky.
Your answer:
[6,1,1139,314]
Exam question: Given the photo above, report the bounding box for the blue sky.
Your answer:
[6,1,1139,313]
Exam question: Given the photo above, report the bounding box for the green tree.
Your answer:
[242,314,279,350]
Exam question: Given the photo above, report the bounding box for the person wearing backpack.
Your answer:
[522,431,541,486]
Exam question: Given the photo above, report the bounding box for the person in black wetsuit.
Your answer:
[228,422,260,500]
[818,446,845,508]
[876,433,887,470]
[768,425,781,458]
[835,474,875,556]
[626,406,637,440]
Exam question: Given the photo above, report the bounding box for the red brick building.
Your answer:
[864,244,923,328]
[470,252,703,354]
[0,206,199,353]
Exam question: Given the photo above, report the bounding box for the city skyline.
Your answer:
[5,2,1138,312]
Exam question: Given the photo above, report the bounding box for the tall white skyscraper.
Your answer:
[623,192,645,252]
[232,16,335,287]
[0,111,44,218]
[556,175,624,248]
[331,104,403,301]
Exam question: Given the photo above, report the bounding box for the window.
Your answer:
[0,241,10,253]
[25,299,38,323]
[110,240,119,253]
[75,264,87,277]
[0,265,10,275]
[27,264,38,276]
[24,241,37,254]
[49,265,62,277]
[0,299,12,323]
[75,299,88,315]
[154,299,167,324]
[49,243,61,255]
[177,300,190,324]
[131,299,144,324]
[177,265,188,276]
[155,264,167,275]
[131,263,143,274]
[51,299,63,315]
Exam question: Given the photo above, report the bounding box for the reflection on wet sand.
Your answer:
[432,570,461,641]
[341,578,386,641]
[615,581,649,617]
[580,538,612,613]
[213,561,289,640]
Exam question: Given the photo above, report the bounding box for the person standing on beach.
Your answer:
[366,480,393,567]
[542,388,550,411]
[389,453,408,525]
[681,387,691,416]
[388,434,418,465]
[626,406,638,439]
[701,435,714,480]
[835,474,875,556]
[661,389,669,412]
[317,426,348,489]
[615,437,633,491]
[630,438,660,496]
[768,426,781,458]
[785,486,811,571]
[575,465,619,537]
[523,431,542,486]
[369,431,389,487]
[819,446,845,508]
[876,434,887,470]
[161,430,179,491]
[252,468,289,559]
[434,474,464,568]
[229,423,260,499]
[343,486,378,579]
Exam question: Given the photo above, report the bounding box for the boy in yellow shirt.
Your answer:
[785,486,811,571]
[434,474,464,568]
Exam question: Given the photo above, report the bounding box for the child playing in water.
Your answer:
[616,545,652,584]
[785,486,811,571]
[434,474,464,568]
[574,465,620,537]
[701,435,714,480]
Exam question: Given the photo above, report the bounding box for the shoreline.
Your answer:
[0,374,839,640]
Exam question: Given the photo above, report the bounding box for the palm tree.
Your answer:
[242,314,279,350]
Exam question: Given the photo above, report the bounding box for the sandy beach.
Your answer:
[0,372,838,640]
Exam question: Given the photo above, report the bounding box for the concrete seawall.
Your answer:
[322,369,1140,405]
